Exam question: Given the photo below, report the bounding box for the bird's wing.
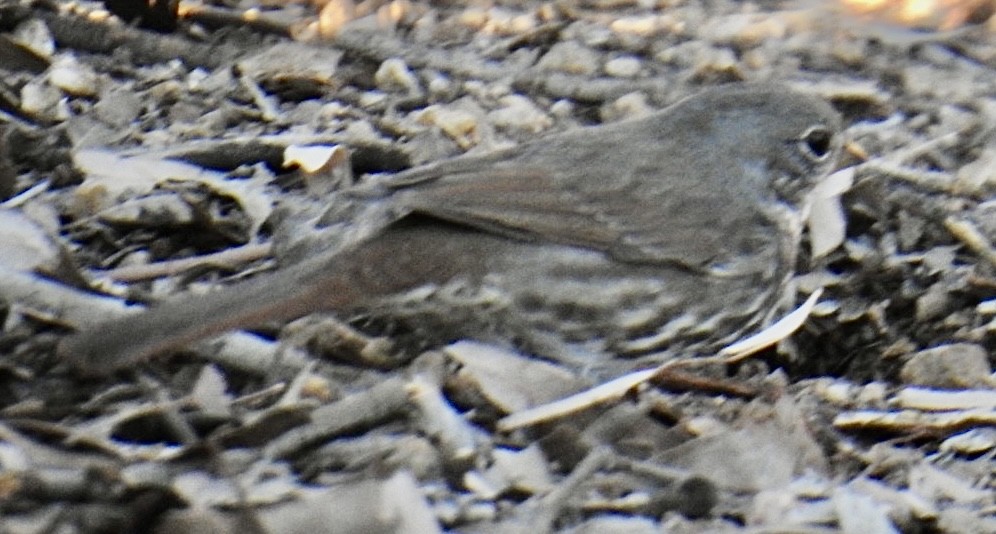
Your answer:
[390,164,764,270]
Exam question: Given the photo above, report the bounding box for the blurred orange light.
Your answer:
[844,0,890,12]
[840,0,993,29]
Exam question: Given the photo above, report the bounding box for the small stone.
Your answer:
[359,90,388,108]
[604,55,642,78]
[536,41,600,76]
[48,55,99,97]
[915,284,952,322]
[487,94,552,134]
[417,103,484,149]
[374,58,421,94]
[900,344,993,389]
[19,79,61,116]
[600,92,653,123]
[957,151,996,195]
[427,74,454,100]
[700,13,788,48]
[481,9,537,36]
[548,99,575,119]
[94,87,143,127]
[572,516,659,534]
[610,14,683,37]
[831,35,868,67]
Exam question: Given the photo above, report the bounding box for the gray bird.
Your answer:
[61,82,842,376]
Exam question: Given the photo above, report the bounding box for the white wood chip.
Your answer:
[497,368,657,432]
[721,288,823,362]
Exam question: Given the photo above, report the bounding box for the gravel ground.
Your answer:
[0,0,994,532]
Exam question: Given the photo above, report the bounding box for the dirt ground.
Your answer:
[0,0,994,532]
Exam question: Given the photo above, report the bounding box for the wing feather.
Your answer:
[390,164,769,270]
[371,107,784,271]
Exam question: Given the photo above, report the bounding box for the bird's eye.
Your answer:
[798,126,834,161]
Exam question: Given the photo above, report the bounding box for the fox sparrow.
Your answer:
[61,83,842,375]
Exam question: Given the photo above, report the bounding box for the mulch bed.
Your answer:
[0,0,993,532]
